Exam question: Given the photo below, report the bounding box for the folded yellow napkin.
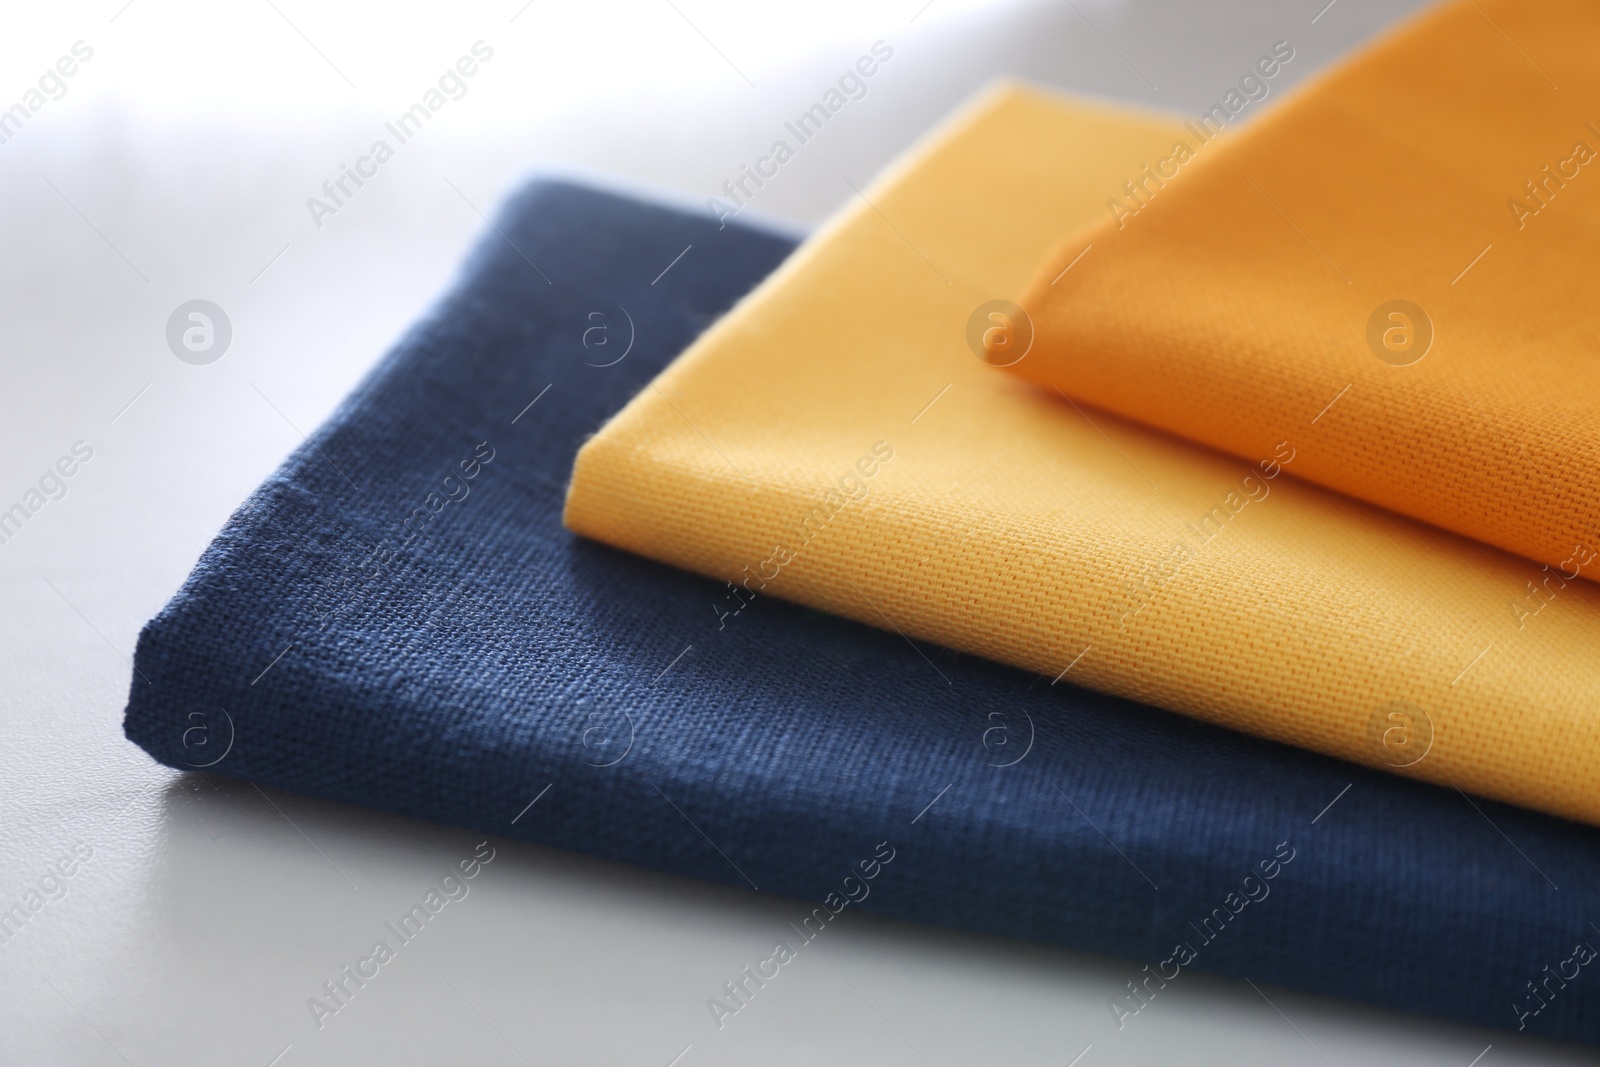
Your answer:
[564,84,1600,826]
[1004,0,1600,584]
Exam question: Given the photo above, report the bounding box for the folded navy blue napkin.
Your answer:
[125,178,1600,1044]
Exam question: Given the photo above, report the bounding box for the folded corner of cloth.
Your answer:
[1004,0,1600,581]
[124,175,799,779]
[561,77,1600,827]
[124,168,1600,1044]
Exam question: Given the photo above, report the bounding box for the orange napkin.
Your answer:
[1004,0,1600,585]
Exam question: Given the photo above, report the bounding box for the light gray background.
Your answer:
[3,1,1585,1064]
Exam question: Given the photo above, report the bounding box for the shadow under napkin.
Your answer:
[124,179,1600,1044]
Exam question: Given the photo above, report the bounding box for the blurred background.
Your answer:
[12,1,1586,1064]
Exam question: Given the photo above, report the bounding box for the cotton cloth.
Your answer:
[563,86,1600,827]
[1005,0,1600,582]
[124,177,1600,1042]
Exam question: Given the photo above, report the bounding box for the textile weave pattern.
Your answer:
[1009,0,1600,581]
[124,179,1600,1043]
[564,87,1600,826]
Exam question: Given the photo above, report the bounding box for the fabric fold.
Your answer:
[1003,0,1600,582]
[563,84,1600,826]
[125,177,1600,1044]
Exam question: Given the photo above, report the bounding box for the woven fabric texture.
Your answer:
[124,177,1600,1043]
[563,86,1600,826]
[1005,0,1600,581]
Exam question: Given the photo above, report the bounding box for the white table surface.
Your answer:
[4,1,1588,1063]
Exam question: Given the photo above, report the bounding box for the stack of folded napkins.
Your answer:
[127,0,1600,1043]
